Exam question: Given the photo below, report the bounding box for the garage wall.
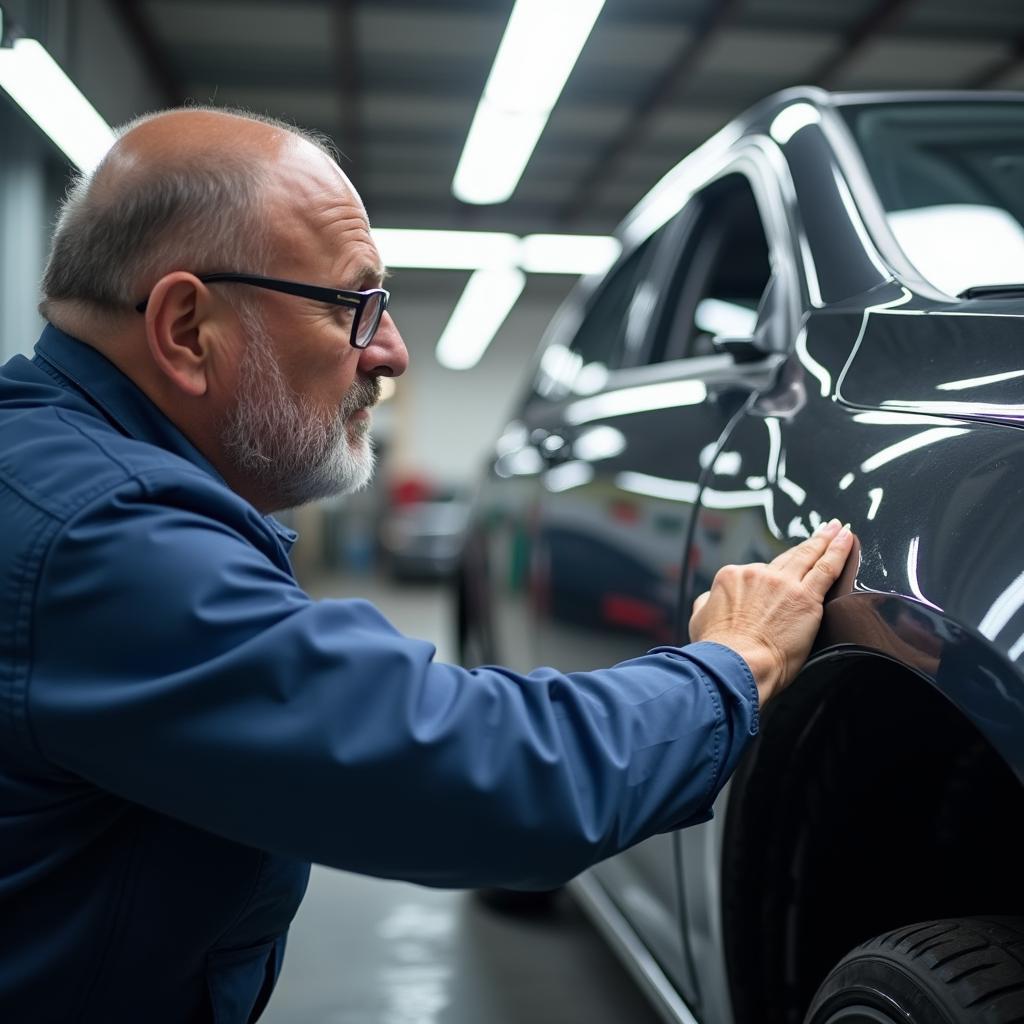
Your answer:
[385,272,576,487]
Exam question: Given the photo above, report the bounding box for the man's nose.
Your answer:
[358,312,409,378]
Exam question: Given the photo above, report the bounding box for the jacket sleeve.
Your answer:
[27,474,759,890]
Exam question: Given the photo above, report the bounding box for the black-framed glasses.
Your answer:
[135,273,391,350]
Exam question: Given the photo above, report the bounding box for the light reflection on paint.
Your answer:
[566,379,707,425]
[852,410,958,426]
[978,568,1024,641]
[765,418,782,481]
[795,325,832,397]
[496,447,543,477]
[712,450,742,476]
[936,367,1024,392]
[787,516,810,538]
[768,102,821,144]
[879,398,1024,417]
[867,487,883,520]
[573,425,626,462]
[834,287,914,398]
[616,471,699,503]
[543,460,594,493]
[777,476,807,505]
[860,427,968,473]
[1008,632,1024,661]
[616,474,781,535]
[906,535,942,611]
[495,421,528,457]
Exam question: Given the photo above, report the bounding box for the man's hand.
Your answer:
[689,519,855,704]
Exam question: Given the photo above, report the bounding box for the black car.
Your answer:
[457,87,1024,1024]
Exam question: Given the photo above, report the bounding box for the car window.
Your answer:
[570,235,660,371]
[656,174,772,363]
[840,101,1024,296]
[535,231,668,398]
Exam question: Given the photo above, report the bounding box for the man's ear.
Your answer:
[142,272,221,397]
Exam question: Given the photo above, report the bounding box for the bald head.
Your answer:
[40,106,354,327]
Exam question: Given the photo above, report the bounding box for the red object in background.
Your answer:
[608,499,641,524]
[602,593,665,633]
[390,476,433,506]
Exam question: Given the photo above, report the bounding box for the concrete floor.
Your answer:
[262,570,662,1024]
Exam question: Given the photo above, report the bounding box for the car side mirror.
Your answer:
[711,275,780,363]
[711,327,772,363]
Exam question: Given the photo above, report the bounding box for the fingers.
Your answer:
[692,591,710,616]
[771,519,842,575]
[802,525,855,600]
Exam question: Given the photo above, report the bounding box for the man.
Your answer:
[0,108,853,1022]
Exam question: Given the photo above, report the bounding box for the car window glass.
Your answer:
[536,232,665,397]
[657,174,772,362]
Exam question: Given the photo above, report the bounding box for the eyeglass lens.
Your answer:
[357,292,385,348]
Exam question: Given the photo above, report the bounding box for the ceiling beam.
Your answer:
[807,0,916,89]
[962,38,1024,88]
[107,0,185,108]
[558,0,742,226]
[332,0,362,176]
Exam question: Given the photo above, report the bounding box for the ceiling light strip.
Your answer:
[452,0,605,205]
[435,267,526,370]
[372,228,620,276]
[0,36,115,172]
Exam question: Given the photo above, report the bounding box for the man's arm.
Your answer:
[25,478,850,890]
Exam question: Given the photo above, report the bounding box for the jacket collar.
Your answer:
[32,323,298,550]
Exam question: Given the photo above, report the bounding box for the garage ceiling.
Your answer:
[104,0,1024,237]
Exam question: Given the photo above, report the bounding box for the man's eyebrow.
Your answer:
[345,264,389,290]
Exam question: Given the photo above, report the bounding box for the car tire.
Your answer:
[805,918,1024,1023]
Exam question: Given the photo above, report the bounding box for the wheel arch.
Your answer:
[720,641,1024,1024]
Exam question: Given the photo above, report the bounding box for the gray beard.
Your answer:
[221,315,380,511]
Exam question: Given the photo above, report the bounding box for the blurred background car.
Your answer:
[379,477,471,580]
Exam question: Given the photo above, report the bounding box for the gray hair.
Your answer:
[39,106,340,318]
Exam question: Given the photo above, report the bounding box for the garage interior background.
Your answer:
[1,0,1022,561]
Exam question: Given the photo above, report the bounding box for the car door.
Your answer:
[532,160,797,1005]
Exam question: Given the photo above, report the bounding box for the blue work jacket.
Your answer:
[0,325,759,1023]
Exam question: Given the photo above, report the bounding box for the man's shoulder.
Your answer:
[0,400,213,522]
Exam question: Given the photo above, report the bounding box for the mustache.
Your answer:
[342,375,382,418]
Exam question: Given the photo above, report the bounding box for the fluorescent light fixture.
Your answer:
[435,267,526,370]
[453,0,605,204]
[372,228,519,271]
[0,37,115,172]
[519,234,621,275]
[372,228,619,275]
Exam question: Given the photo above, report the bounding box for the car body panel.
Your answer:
[458,87,1024,1024]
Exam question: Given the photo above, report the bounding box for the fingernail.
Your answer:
[838,522,851,537]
